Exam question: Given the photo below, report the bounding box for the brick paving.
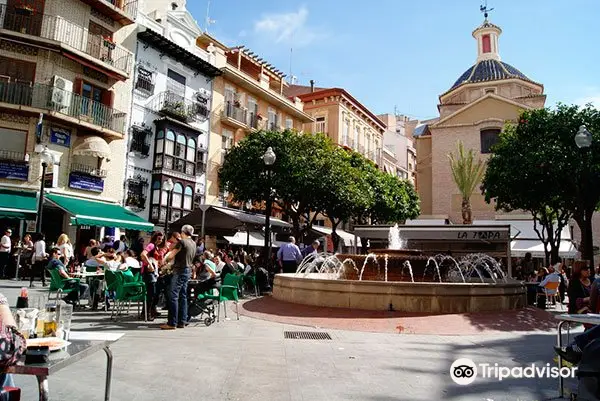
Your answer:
[239,296,561,335]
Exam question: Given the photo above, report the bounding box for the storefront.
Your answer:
[0,189,38,238]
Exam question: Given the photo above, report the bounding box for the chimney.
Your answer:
[309,79,315,92]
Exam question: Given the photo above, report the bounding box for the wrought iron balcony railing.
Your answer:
[0,81,126,134]
[70,163,108,178]
[0,150,26,163]
[0,5,133,76]
[224,101,247,125]
[151,91,208,123]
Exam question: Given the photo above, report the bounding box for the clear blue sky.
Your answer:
[188,0,600,120]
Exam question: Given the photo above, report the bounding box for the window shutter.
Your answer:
[73,78,83,95]
[102,90,114,107]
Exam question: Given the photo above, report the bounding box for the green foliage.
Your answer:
[482,103,600,264]
[448,141,485,201]
[218,130,421,241]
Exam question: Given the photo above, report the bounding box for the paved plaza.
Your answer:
[0,281,577,401]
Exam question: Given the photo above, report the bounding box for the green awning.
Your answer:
[0,189,38,219]
[45,193,154,232]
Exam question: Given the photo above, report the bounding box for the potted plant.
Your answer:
[14,3,34,15]
[102,35,116,50]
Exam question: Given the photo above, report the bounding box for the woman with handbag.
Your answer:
[140,232,167,320]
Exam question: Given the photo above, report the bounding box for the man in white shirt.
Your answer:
[0,229,11,278]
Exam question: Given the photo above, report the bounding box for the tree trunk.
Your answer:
[331,220,341,253]
[461,197,472,224]
[575,211,595,267]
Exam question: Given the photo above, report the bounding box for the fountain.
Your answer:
[273,225,526,314]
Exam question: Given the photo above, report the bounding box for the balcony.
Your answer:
[70,162,108,178]
[129,125,152,157]
[0,5,133,78]
[221,101,247,129]
[151,91,208,123]
[0,81,126,137]
[79,0,138,25]
[0,150,27,163]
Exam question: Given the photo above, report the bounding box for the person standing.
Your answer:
[302,240,320,258]
[160,225,195,330]
[277,236,302,274]
[56,234,74,269]
[31,233,47,287]
[140,232,165,320]
[0,229,11,278]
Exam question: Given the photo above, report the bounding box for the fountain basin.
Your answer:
[273,273,526,313]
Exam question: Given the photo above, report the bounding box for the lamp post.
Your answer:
[163,178,174,236]
[262,147,276,268]
[35,146,53,233]
[575,124,594,266]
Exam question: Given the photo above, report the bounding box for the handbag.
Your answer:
[146,257,157,273]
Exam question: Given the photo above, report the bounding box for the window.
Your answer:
[183,186,193,210]
[221,129,233,164]
[125,176,149,210]
[172,183,183,208]
[365,132,371,156]
[175,134,186,158]
[268,107,277,130]
[155,130,164,153]
[135,67,154,94]
[130,125,152,157]
[167,69,186,96]
[482,34,491,53]
[480,128,501,153]
[354,125,359,148]
[315,116,326,133]
[152,181,161,205]
[0,57,36,83]
[0,128,27,162]
[342,120,349,145]
[186,138,196,162]
[165,130,175,155]
[484,88,496,94]
[285,118,293,130]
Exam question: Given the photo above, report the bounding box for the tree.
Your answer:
[448,141,486,224]
[321,148,373,251]
[218,130,336,240]
[482,104,600,266]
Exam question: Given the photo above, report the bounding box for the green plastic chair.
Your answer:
[105,270,147,321]
[242,273,259,297]
[84,263,99,273]
[47,268,80,302]
[202,274,241,321]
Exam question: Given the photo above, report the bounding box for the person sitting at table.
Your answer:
[85,247,106,269]
[83,239,97,261]
[104,252,122,271]
[47,248,89,305]
[189,254,218,300]
[0,292,26,400]
[539,265,561,305]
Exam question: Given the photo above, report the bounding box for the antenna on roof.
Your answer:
[480,0,494,20]
[205,0,216,33]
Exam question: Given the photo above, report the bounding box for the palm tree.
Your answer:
[448,141,486,224]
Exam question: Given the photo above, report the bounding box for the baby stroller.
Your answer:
[187,296,216,326]
[187,278,218,326]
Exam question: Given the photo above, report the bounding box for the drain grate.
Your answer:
[284,331,332,340]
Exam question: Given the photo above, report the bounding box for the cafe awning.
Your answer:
[171,204,291,234]
[223,231,282,248]
[45,193,154,231]
[511,239,577,259]
[0,189,37,219]
[310,226,362,247]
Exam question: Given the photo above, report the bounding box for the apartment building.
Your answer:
[377,113,417,183]
[0,0,152,243]
[123,4,221,231]
[195,34,314,206]
[286,83,386,167]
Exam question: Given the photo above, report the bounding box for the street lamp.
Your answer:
[262,147,276,269]
[575,124,594,266]
[163,178,174,235]
[35,146,53,233]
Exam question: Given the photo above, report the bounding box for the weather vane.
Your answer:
[480,0,494,19]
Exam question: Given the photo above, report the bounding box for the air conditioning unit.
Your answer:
[51,75,73,110]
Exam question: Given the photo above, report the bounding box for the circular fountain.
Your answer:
[272,224,526,314]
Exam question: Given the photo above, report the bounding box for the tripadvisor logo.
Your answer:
[450,358,576,385]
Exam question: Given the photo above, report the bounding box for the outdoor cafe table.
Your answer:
[555,313,600,398]
[5,331,124,401]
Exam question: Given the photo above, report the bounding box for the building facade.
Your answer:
[124,4,221,231]
[377,113,417,183]
[0,0,142,242]
[415,17,545,223]
[286,84,385,167]
[195,34,314,206]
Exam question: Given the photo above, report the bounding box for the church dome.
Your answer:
[450,59,534,91]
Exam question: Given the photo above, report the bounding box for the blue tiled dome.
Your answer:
[449,59,533,91]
